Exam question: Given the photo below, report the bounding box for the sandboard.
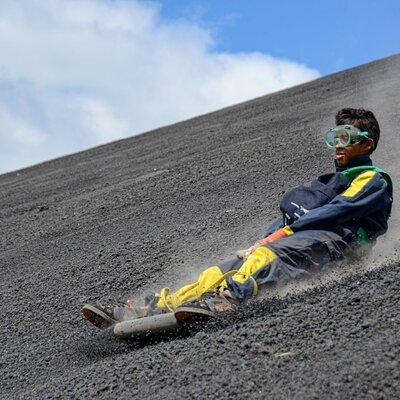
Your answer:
[113,312,179,339]
[174,306,215,324]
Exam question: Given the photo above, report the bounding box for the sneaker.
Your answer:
[82,300,167,330]
[174,290,240,323]
[82,303,133,329]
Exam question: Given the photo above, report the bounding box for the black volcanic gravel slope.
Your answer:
[1,54,399,399]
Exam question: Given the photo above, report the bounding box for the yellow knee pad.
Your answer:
[231,246,277,290]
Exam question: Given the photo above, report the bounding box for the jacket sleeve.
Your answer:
[288,171,391,233]
[263,216,284,237]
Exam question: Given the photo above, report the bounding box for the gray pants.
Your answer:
[222,229,357,300]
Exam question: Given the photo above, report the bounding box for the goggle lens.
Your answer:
[324,130,350,148]
[324,125,367,148]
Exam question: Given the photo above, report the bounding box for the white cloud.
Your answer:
[0,0,320,174]
[0,107,46,144]
[13,121,47,145]
[80,98,129,142]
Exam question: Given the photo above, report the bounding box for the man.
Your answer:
[82,108,393,329]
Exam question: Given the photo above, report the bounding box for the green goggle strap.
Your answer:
[357,131,369,141]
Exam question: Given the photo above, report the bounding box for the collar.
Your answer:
[335,154,373,172]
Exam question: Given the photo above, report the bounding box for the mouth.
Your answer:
[335,150,346,162]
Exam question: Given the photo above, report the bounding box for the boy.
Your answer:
[82,108,393,328]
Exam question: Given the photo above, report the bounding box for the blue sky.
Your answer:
[160,0,399,75]
[0,0,398,174]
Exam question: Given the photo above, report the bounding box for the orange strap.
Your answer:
[258,228,288,244]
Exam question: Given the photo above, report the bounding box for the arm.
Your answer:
[288,170,391,233]
[236,217,293,259]
[263,216,284,237]
[237,171,390,258]
[236,217,286,259]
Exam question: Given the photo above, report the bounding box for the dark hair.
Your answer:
[335,108,380,153]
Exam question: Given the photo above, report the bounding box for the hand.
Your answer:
[235,243,260,260]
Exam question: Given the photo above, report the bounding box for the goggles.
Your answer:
[324,125,369,148]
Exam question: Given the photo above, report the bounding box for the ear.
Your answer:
[362,138,375,153]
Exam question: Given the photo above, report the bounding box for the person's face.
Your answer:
[335,138,375,166]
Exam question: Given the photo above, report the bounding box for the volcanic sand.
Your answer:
[1,55,399,399]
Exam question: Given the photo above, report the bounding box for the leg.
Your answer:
[83,230,354,328]
[153,229,352,310]
[227,229,353,301]
[82,258,244,329]
[174,229,355,321]
[145,218,290,310]
[152,258,244,310]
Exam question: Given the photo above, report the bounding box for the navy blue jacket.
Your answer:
[267,155,393,241]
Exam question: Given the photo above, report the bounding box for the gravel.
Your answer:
[0,54,399,399]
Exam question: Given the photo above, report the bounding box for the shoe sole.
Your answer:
[82,304,116,330]
[174,306,215,324]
